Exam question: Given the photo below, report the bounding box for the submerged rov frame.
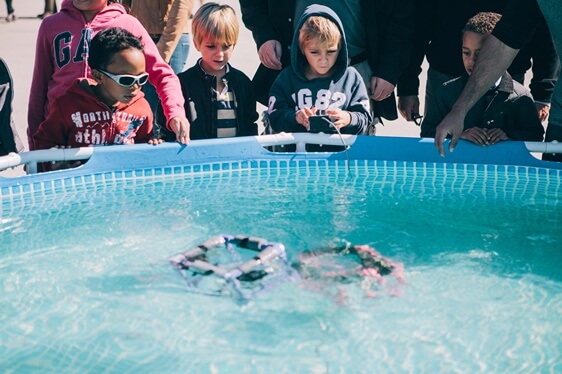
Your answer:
[169,235,299,301]
[169,235,406,302]
[170,235,288,280]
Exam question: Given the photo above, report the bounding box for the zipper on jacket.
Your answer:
[208,74,217,138]
[231,84,240,136]
[483,91,499,128]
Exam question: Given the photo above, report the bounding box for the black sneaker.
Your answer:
[37,12,53,19]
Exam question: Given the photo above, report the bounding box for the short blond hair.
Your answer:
[192,2,239,47]
[298,16,341,51]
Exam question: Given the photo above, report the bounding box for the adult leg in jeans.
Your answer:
[144,34,190,137]
[167,34,191,74]
[5,0,15,21]
[5,0,13,14]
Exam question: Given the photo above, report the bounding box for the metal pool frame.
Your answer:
[1,134,562,188]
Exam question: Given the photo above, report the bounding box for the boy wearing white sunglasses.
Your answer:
[33,28,159,170]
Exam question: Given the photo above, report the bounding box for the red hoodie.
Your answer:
[33,78,153,149]
[28,0,185,149]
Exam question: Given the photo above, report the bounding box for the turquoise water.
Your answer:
[1,160,561,372]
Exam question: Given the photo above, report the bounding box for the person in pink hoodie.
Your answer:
[28,0,190,150]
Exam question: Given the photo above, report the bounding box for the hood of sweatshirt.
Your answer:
[290,4,349,82]
[60,0,127,23]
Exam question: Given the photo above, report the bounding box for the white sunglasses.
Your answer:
[98,69,149,87]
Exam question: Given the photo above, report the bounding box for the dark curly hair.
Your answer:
[463,12,502,35]
[88,27,144,71]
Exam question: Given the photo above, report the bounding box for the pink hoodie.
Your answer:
[28,0,185,149]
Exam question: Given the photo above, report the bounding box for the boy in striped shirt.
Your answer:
[158,2,258,140]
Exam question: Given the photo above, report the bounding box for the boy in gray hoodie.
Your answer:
[267,5,371,140]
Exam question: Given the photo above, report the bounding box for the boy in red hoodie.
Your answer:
[28,0,189,150]
[34,27,156,169]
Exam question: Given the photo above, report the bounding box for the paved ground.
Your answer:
[0,1,423,176]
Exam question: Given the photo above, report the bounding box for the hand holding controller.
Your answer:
[308,114,335,133]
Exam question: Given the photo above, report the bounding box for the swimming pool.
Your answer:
[1,135,561,371]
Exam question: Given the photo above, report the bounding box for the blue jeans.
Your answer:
[6,0,14,14]
[143,33,190,118]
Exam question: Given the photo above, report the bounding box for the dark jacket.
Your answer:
[421,73,545,142]
[0,58,18,155]
[239,0,414,120]
[159,59,258,140]
[508,20,559,103]
[238,0,295,106]
[361,0,414,120]
[397,0,559,104]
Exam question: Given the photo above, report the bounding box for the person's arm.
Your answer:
[28,21,55,150]
[368,0,415,102]
[369,0,414,91]
[127,16,190,143]
[396,0,434,120]
[527,20,560,122]
[238,0,283,70]
[238,0,276,51]
[435,0,544,155]
[434,35,519,156]
[157,0,194,63]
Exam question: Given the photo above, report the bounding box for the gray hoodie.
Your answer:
[267,4,371,134]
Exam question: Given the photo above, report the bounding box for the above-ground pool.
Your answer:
[1,135,561,372]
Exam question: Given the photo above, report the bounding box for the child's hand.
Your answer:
[486,128,508,144]
[460,127,489,145]
[168,116,191,145]
[326,109,351,128]
[148,138,164,146]
[295,107,316,130]
[461,127,507,145]
[536,103,550,122]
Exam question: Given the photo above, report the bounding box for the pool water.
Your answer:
[1,160,561,372]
